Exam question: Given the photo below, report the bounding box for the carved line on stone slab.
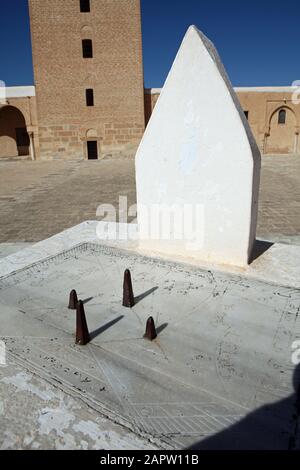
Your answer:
[4,349,144,441]
[5,347,199,447]
[2,245,298,446]
[5,348,243,440]
[0,242,91,289]
[0,242,296,295]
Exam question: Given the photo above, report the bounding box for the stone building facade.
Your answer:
[237,87,300,155]
[28,0,145,160]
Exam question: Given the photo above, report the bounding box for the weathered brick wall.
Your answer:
[29,0,145,160]
[144,89,160,125]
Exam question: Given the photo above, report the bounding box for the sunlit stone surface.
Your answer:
[136,26,261,267]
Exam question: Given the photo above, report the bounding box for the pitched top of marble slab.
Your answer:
[136,25,261,268]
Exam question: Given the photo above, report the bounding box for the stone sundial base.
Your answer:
[1,241,299,449]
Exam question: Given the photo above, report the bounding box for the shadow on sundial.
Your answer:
[89,315,124,341]
[134,286,159,305]
[188,363,300,450]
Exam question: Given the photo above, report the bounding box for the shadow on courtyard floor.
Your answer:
[187,364,300,450]
[250,239,274,263]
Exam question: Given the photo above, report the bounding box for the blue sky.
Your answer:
[0,0,299,88]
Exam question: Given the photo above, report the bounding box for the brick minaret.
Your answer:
[28,0,145,160]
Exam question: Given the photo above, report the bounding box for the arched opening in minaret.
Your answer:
[0,105,30,158]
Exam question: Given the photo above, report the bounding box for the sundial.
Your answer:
[1,242,299,449]
[1,23,300,450]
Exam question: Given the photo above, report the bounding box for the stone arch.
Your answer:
[265,106,298,154]
[80,25,94,38]
[86,128,98,139]
[85,129,100,160]
[268,105,298,128]
[0,105,30,158]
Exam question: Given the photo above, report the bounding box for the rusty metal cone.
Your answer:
[123,269,135,308]
[76,300,90,345]
[68,289,78,310]
[144,317,157,341]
